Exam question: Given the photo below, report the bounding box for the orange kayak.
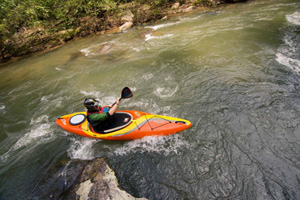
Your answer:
[56,110,191,140]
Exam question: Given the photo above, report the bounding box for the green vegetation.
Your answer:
[0,0,122,61]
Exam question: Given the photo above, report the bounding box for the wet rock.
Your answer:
[96,43,114,55]
[183,6,194,13]
[31,158,147,200]
[119,22,133,32]
[161,16,168,21]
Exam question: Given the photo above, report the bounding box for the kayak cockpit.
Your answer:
[89,112,133,134]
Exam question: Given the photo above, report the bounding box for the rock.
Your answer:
[96,43,114,54]
[183,6,194,13]
[58,29,74,35]
[161,16,168,21]
[121,10,134,22]
[67,158,147,200]
[30,158,147,200]
[171,2,180,9]
[119,21,133,32]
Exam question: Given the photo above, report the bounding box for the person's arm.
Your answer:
[108,98,120,116]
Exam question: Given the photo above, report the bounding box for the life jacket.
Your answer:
[86,106,104,115]
[86,107,104,128]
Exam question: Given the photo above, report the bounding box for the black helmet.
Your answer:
[84,98,99,110]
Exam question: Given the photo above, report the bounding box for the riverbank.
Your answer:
[0,0,248,64]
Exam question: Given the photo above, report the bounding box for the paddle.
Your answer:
[112,87,133,106]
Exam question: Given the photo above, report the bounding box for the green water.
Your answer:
[1,0,300,199]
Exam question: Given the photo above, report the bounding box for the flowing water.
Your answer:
[1,0,300,199]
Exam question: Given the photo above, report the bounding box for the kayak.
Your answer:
[56,110,191,140]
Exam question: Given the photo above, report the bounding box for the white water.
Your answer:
[286,11,300,25]
[276,11,300,73]
[112,135,190,156]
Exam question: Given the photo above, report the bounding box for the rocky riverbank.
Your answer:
[0,0,248,63]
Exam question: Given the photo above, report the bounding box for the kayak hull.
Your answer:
[56,110,191,140]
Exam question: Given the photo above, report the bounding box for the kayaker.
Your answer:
[84,98,120,132]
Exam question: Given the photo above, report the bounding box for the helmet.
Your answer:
[84,98,99,110]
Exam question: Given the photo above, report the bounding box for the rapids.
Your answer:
[1,0,300,199]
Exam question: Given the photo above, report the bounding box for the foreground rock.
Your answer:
[32,158,147,200]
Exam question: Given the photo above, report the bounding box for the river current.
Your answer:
[1,0,300,199]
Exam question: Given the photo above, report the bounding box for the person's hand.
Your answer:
[116,98,120,105]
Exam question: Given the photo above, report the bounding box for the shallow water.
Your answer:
[1,0,300,199]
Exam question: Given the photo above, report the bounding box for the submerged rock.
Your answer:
[96,43,114,55]
[31,158,147,200]
[67,52,85,62]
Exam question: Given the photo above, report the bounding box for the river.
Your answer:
[1,0,300,199]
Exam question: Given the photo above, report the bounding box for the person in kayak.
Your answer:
[84,98,120,133]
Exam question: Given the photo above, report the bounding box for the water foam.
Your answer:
[146,22,180,31]
[145,33,174,41]
[146,14,205,31]
[0,115,55,162]
[142,73,154,80]
[276,53,300,73]
[286,11,300,26]
[154,85,179,98]
[0,104,5,114]
[275,12,300,74]
[112,134,189,156]
[67,138,98,160]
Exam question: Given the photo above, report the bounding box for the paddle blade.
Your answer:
[121,87,133,99]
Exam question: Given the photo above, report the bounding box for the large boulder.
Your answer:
[31,158,147,200]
